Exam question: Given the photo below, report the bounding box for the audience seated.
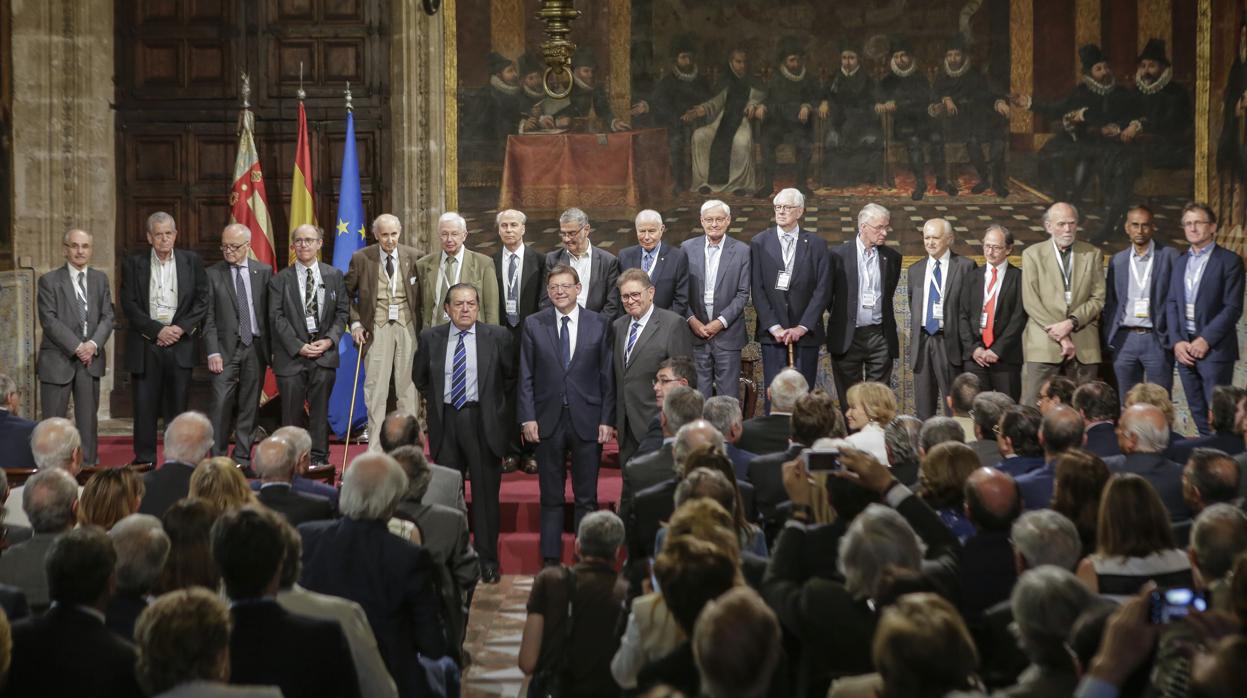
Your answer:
[692,587,783,698]
[80,467,145,530]
[268,425,341,510]
[139,412,214,518]
[106,513,170,641]
[1124,382,1183,449]
[0,473,32,549]
[1168,385,1247,463]
[155,498,221,594]
[969,391,1014,468]
[918,441,981,543]
[702,396,756,480]
[621,386,706,542]
[995,566,1096,698]
[994,406,1045,478]
[844,382,895,464]
[883,415,923,486]
[919,415,967,456]
[0,374,36,470]
[191,457,258,514]
[252,435,334,525]
[1035,376,1075,415]
[749,389,839,538]
[1073,381,1123,458]
[948,372,982,442]
[658,464,765,558]
[0,468,78,611]
[4,416,82,528]
[634,357,699,459]
[1174,447,1240,546]
[1050,449,1111,557]
[378,411,465,512]
[738,369,807,456]
[957,467,1022,621]
[1104,403,1189,520]
[1015,405,1084,510]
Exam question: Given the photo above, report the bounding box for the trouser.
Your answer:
[503,322,534,459]
[913,332,953,420]
[277,364,334,463]
[41,363,100,466]
[962,361,1023,403]
[132,343,191,463]
[761,342,819,411]
[1176,351,1233,436]
[364,320,419,452]
[535,407,601,560]
[831,325,893,410]
[209,341,264,464]
[1021,359,1100,409]
[694,343,742,399]
[437,402,501,567]
[1111,328,1174,403]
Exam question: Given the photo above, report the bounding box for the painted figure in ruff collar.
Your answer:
[876,37,957,200]
[479,52,523,157]
[687,47,766,195]
[1131,38,1192,169]
[930,36,1012,197]
[819,43,882,187]
[757,36,821,197]
[631,35,711,193]
[553,47,630,132]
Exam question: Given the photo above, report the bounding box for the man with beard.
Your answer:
[1131,39,1192,169]
[819,44,882,187]
[876,38,956,200]
[688,48,765,195]
[930,36,1012,197]
[553,47,629,132]
[631,35,710,194]
[757,36,821,197]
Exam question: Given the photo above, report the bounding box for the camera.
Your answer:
[1148,587,1208,624]
[801,447,842,472]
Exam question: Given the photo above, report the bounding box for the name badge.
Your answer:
[1186,303,1196,320]
[388,303,400,322]
[505,299,518,315]
[305,314,319,334]
[933,302,944,321]
[980,312,989,328]
[776,271,791,291]
[1133,299,1149,319]
[1064,291,1072,305]
[862,292,877,309]
[155,306,174,324]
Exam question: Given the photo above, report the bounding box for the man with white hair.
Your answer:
[254,435,334,526]
[1104,403,1188,520]
[346,213,423,452]
[683,200,751,398]
[0,373,37,469]
[1003,567,1099,697]
[703,395,755,479]
[299,452,447,698]
[738,368,808,455]
[269,424,341,509]
[415,211,499,327]
[4,416,82,528]
[105,513,170,640]
[138,411,214,518]
[907,218,976,419]
[543,207,622,320]
[0,468,79,611]
[619,209,689,316]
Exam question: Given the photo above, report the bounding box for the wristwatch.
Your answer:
[1067,315,1080,331]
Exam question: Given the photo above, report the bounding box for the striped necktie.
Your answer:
[450,330,468,409]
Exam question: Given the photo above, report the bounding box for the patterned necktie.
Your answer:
[782,234,795,270]
[507,253,519,326]
[442,256,457,307]
[925,260,942,335]
[983,266,999,347]
[385,253,394,282]
[235,266,253,346]
[451,330,468,409]
[560,315,571,369]
[304,266,319,326]
[76,272,89,339]
[625,320,641,364]
[642,249,654,274]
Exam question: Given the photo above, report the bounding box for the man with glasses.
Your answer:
[543,207,621,320]
[956,224,1026,401]
[270,224,349,466]
[119,211,208,465]
[619,209,689,316]
[828,202,901,406]
[37,228,114,467]
[751,188,829,397]
[1167,202,1244,435]
[517,265,614,565]
[416,212,499,328]
[683,199,750,398]
[202,223,271,467]
[907,218,976,419]
[493,209,547,473]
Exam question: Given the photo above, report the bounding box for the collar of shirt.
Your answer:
[441,248,466,266]
[928,250,951,268]
[1132,241,1155,261]
[299,261,319,274]
[991,260,1009,276]
[706,236,723,251]
[556,305,580,324]
[634,303,656,328]
[642,243,661,258]
[778,223,800,237]
[855,234,875,260]
[567,244,593,263]
[1189,241,1216,258]
[506,245,525,264]
[150,249,175,267]
[452,322,477,337]
[66,263,88,278]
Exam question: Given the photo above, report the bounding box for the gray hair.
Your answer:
[1041,202,1080,225]
[1011,510,1083,571]
[664,385,707,434]
[838,504,923,599]
[292,223,323,241]
[163,412,214,464]
[857,203,890,229]
[577,510,625,560]
[559,207,589,229]
[673,420,726,472]
[702,396,743,436]
[0,373,15,399]
[973,392,1016,437]
[252,435,298,480]
[885,415,923,469]
[24,468,80,533]
[700,199,731,218]
[495,209,527,226]
[769,369,809,413]
[1119,408,1170,453]
[31,417,81,470]
[63,228,93,245]
[110,513,171,592]
[438,211,468,234]
[1010,566,1096,665]
[145,211,177,233]
[984,223,1015,247]
[773,187,805,208]
[920,416,965,453]
[371,213,402,234]
[272,426,312,460]
[339,453,409,520]
[388,445,433,503]
[634,209,664,227]
[1191,503,1247,581]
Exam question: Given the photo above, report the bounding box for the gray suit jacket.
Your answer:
[0,532,63,610]
[203,259,272,363]
[906,253,976,370]
[276,585,398,698]
[36,265,114,382]
[682,235,751,351]
[268,263,349,376]
[613,307,695,444]
[427,463,467,513]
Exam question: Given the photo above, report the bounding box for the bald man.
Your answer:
[961,467,1023,619]
[907,218,976,418]
[1015,405,1085,510]
[203,223,272,466]
[1104,403,1189,521]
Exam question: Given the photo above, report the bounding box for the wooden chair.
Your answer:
[304,464,336,487]
[4,468,37,488]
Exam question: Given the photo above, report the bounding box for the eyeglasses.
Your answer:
[652,376,681,386]
[220,242,249,253]
[773,204,801,213]
[865,222,893,234]
[702,216,729,225]
[559,227,587,238]
[292,238,319,247]
[438,231,466,240]
[620,291,646,302]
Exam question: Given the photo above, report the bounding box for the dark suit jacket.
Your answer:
[203,259,272,364]
[1166,244,1245,358]
[344,243,422,338]
[268,263,349,376]
[1016,462,1056,510]
[750,226,830,346]
[957,262,1026,364]
[972,599,1029,690]
[1084,422,1123,459]
[493,243,547,329]
[1104,452,1191,521]
[996,454,1045,478]
[138,460,196,517]
[727,443,756,481]
[619,242,690,316]
[298,518,446,698]
[543,246,622,320]
[37,265,114,382]
[394,499,479,593]
[105,589,147,642]
[737,413,791,455]
[1102,243,1178,353]
[517,307,615,442]
[620,443,675,528]
[827,238,902,358]
[970,439,1002,469]
[0,410,37,469]
[229,599,360,698]
[0,583,29,623]
[957,529,1017,622]
[414,321,515,461]
[119,248,209,372]
[7,605,143,697]
[748,444,803,525]
[683,235,751,351]
[634,413,664,458]
[613,307,694,446]
[258,483,335,526]
[1166,431,1245,464]
[906,253,976,369]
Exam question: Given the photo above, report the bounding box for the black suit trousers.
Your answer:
[210,340,263,463]
[503,323,534,458]
[439,402,501,568]
[277,363,334,463]
[963,361,1023,403]
[132,342,192,462]
[830,325,892,410]
[535,407,601,560]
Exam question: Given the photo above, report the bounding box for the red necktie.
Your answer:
[983,266,998,347]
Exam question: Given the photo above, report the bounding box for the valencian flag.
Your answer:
[288,99,317,264]
[327,109,368,437]
[228,90,279,402]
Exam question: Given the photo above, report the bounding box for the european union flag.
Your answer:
[327,111,368,438]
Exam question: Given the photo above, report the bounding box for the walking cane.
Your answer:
[787,341,795,368]
[342,338,367,473]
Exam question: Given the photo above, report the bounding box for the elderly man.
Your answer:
[1103,403,1187,520]
[619,209,689,315]
[0,468,79,612]
[377,412,464,512]
[105,513,170,641]
[493,209,547,473]
[738,368,808,456]
[908,218,976,418]
[1015,405,1085,510]
[959,468,1024,620]
[138,411,214,518]
[1174,449,1241,547]
[1002,567,1098,697]
[254,435,334,526]
[1020,202,1106,406]
[345,213,423,452]
[0,374,37,470]
[269,425,340,509]
[703,396,755,480]
[417,211,498,328]
[620,386,706,530]
[37,228,114,467]
[683,200,751,398]
[299,453,447,697]
[4,416,82,528]
[634,356,698,457]
[543,207,621,320]
[958,224,1027,401]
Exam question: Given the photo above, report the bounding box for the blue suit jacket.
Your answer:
[0,411,36,469]
[619,242,690,317]
[1166,244,1244,360]
[518,307,616,442]
[1016,462,1055,510]
[1102,243,1178,352]
[1104,453,1191,521]
[750,226,830,346]
[995,455,1045,479]
[1083,422,1122,459]
[683,235,752,351]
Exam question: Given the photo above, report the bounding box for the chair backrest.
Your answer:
[5,467,36,488]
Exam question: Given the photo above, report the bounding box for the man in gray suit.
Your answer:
[0,468,78,612]
[37,228,114,467]
[204,223,272,467]
[613,269,695,467]
[907,218,976,419]
[543,207,622,320]
[683,199,751,398]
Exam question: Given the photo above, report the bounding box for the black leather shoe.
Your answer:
[971,180,991,194]
[501,456,519,474]
[481,565,501,584]
[522,457,539,475]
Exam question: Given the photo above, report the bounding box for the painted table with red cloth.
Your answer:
[498,127,672,219]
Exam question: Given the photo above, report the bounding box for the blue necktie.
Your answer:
[925,260,942,335]
[642,250,654,274]
[450,330,468,409]
[560,315,571,369]
[625,320,641,364]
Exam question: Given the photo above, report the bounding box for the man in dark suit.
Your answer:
[684,200,751,398]
[633,357,698,458]
[994,406,1048,477]
[1104,404,1190,521]
[213,507,360,698]
[138,411,214,518]
[969,392,1014,469]
[0,375,36,469]
[1015,406,1084,510]
[613,269,695,468]
[703,395,756,480]
[37,228,114,467]
[737,368,808,456]
[203,223,271,467]
[1168,202,1245,436]
[543,207,621,320]
[6,527,144,697]
[620,386,706,537]
[828,203,902,404]
[254,435,333,526]
[1102,205,1178,400]
[518,264,616,565]
[494,209,547,474]
[106,513,169,642]
[269,224,350,465]
[957,225,1027,402]
[748,389,838,538]
[1167,385,1247,463]
[958,468,1022,622]
[414,283,515,582]
[908,218,976,419]
[119,211,208,465]
[619,209,690,316]
[750,188,829,392]
[1073,381,1122,459]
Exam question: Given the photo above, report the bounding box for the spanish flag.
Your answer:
[288,99,317,264]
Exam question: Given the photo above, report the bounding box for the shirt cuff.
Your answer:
[207,353,221,360]
[86,340,99,354]
[1075,677,1120,698]
[768,324,783,334]
[884,483,913,508]
[350,321,363,332]
[715,315,728,327]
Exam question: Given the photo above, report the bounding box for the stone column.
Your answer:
[391,1,447,256]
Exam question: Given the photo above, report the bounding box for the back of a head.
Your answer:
[884,415,923,468]
[340,452,409,520]
[1072,381,1119,423]
[790,389,839,445]
[1186,448,1241,508]
[135,588,231,695]
[110,513,171,594]
[163,412,214,464]
[79,468,145,531]
[972,392,1015,438]
[389,445,432,503]
[189,458,254,514]
[1211,386,1246,434]
[1051,449,1111,539]
[1000,406,1043,458]
[252,435,297,481]
[693,587,781,698]
[577,510,624,561]
[379,411,421,453]
[1118,403,1170,454]
[949,373,982,414]
[1124,382,1176,427]
[46,525,116,606]
[675,466,737,516]
[702,396,743,437]
[30,417,81,471]
[839,504,922,599]
[666,497,741,563]
[918,441,979,510]
[920,416,965,454]
[272,426,313,461]
[1041,406,1085,456]
[211,506,286,600]
[768,368,809,413]
[23,468,79,534]
[664,385,707,435]
[1011,510,1083,572]
[964,467,1021,533]
[1043,376,1076,406]
[1097,473,1176,558]
[673,420,725,475]
[157,499,221,594]
[654,533,739,634]
[872,593,979,698]
[1010,566,1095,668]
[1191,503,1247,582]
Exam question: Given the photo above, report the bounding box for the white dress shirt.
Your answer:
[503,245,526,306]
[703,238,728,326]
[920,250,952,329]
[443,323,479,403]
[567,246,594,309]
[149,250,178,323]
[624,304,656,362]
[556,304,580,363]
[855,236,882,327]
[297,262,325,324]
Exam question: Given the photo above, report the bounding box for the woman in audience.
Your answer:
[78,467,145,530]
[844,382,895,464]
[155,498,221,594]
[189,457,256,514]
[661,462,766,557]
[917,441,980,543]
[1050,449,1111,558]
[1076,473,1193,602]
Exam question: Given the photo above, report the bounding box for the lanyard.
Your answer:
[1129,245,1153,293]
[1052,239,1072,292]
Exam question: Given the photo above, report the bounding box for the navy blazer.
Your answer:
[683,235,752,351]
[750,226,830,346]
[827,239,903,357]
[1166,244,1244,359]
[906,253,976,370]
[0,410,37,469]
[119,248,209,371]
[1104,453,1191,521]
[518,307,616,442]
[543,246,622,320]
[413,322,515,461]
[1102,243,1178,352]
[1083,422,1123,459]
[619,242,690,316]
